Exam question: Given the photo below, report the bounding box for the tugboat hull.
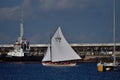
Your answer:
[0,56,43,62]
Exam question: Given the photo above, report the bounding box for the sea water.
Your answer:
[0,62,120,80]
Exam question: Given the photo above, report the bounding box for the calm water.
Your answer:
[0,62,120,80]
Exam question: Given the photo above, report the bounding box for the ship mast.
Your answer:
[113,0,116,65]
[19,8,24,44]
[50,33,52,61]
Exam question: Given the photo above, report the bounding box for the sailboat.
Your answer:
[97,0,120,72]
[42,27,81,66]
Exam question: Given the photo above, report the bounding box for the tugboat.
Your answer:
[0,13,43,62]
[6,10,31,58]
[7,26,30,57]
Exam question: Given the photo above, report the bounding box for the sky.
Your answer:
[0,0,120,44]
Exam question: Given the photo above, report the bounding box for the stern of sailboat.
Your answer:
[97,63,103,72]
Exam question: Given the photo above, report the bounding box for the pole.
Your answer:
[113,0,116,65]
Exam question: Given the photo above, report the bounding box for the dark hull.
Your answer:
[103,66,114,71]
[103,65,120,71]
[0,56,43,62]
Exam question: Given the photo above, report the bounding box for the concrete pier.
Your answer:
[0,43,120,62]
[0,43,120,55]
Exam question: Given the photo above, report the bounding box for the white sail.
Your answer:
[51,27,81,62]
[42,45,51,61]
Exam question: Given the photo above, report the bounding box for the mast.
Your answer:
[19,7,24,44]
[20,16,23,39]
[50,27,60,61]
[113,0,116,65]
[50,33,52,61]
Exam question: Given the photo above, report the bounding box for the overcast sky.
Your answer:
[0,0,120,44]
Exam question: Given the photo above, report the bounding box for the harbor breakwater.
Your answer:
[0,54,120,63]
[80,55,120,63]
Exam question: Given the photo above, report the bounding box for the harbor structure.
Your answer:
[0,43,120,56]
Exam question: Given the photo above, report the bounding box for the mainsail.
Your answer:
[51,27,81,62]
[42,27,81,62]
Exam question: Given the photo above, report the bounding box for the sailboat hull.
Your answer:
[42,62,76,67]
[103,65,114,71]
[97,63,115,72]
